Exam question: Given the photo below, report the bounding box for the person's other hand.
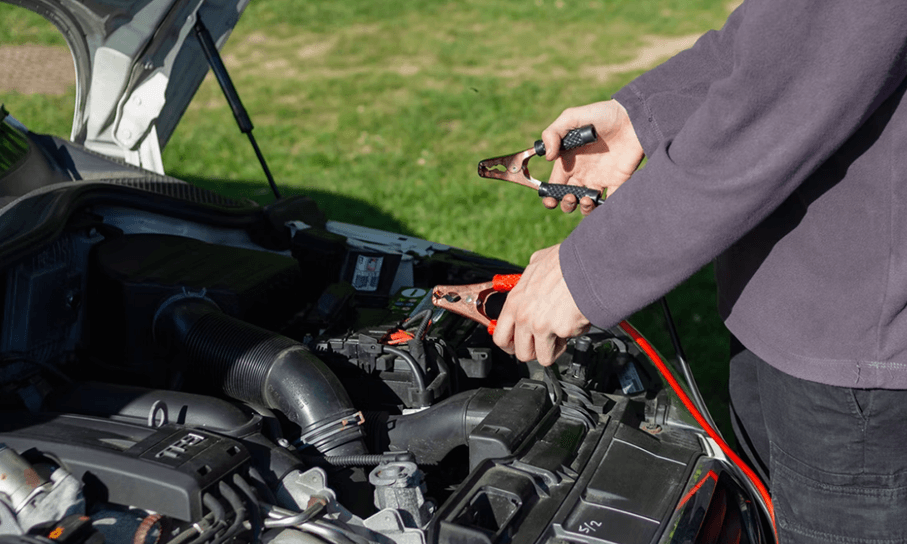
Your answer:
[540,100,644,215]
[492,245,590,366]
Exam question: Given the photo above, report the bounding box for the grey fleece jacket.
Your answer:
[559,0,907,388]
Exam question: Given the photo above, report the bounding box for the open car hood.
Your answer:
[4,0,248,173]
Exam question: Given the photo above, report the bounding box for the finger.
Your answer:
[534,333,560,366]
[491,309,516,355]
[538,336,570,367]
[540,130,562,162]
[513,323,536,363]
[541,108,583,161]
[541,196,558,209]
[536,333,573,367]
[579,196,596,216]
[552,336,569,363]
[560,193,578,214]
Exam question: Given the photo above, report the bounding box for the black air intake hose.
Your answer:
[155,298,366,456]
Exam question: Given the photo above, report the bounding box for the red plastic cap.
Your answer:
[492,274,521,292]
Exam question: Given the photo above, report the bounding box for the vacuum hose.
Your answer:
[154,298,366,456]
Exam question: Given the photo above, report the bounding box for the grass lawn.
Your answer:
[0,0,737,437]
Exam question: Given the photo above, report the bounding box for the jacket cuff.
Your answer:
[613,84,664,159]
[559,233,619,329]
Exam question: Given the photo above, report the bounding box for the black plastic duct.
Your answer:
[154,298,366,457]
[381,388,506,464]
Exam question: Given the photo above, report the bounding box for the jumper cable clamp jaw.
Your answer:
[477,125,605,206]
[431,274,521,334]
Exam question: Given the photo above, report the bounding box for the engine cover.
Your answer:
[0,414,251,522]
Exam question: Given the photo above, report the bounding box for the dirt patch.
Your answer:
[582,34,701,82]
[240,32,270,46]
[0,30,702,96]
[0,44,74,95]
[298,40,336,60]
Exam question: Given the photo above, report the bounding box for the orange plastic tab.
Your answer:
[387,330,415,345]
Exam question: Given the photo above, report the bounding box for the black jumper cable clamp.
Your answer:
[477,125,604,206]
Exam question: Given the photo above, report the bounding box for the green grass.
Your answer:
[0,4,67,45]
[0,0,734,437]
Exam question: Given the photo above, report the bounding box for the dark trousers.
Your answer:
[728,344,907,544]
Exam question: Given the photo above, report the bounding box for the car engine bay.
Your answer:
[0,0,781,535]
[0,184,760,544]
[0,110,771,544]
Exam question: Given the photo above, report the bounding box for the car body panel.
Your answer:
[4,0,247,172]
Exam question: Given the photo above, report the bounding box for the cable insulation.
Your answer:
[618,320,776,536]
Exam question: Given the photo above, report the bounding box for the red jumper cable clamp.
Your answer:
[431,274,521,334]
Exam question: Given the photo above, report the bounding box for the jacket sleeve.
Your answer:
[613,2,745,156]
[560,0,907,328]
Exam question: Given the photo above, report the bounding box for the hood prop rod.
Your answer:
[194,17,282,200]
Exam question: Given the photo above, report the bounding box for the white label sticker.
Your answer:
[618,361,645,395]
[352,255,383,291]
[400,288,427,298]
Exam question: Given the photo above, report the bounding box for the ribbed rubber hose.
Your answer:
[156,298,366,456]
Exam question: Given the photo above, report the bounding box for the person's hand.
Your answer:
[492,245,590,366]
[540,100,644,215]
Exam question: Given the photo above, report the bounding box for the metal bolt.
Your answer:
[65,291,81,310]
[643,422,662,435]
